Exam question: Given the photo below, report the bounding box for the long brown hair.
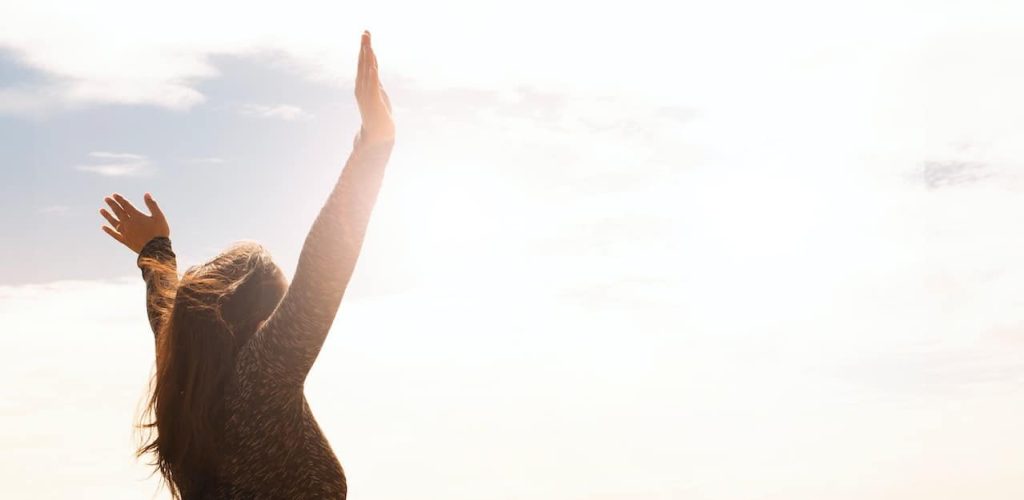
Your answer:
[137,241,286,499]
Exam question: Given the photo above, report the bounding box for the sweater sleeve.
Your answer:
[247,136,394,388]
[137,236,179,343]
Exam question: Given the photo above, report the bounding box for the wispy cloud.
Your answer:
[920,160,993,189]
[238,103,311,121]
[75,151,153,176]
[38,205,70,215]
[0,85,64,118]
[187,156,227,165]
[87,152,146,161]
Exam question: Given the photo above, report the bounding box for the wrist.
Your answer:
[137,236,174,267]
[354,127,395,151]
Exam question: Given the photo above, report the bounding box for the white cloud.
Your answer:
[238,103,311,121]
[87,152,146,161]
[0,0,1018,120]
[2,234,1024,500]
[74,151,153,176]
[0,85,65,118]
[37,205,70,215]
[187,156,226,164]
[75,164,146,176]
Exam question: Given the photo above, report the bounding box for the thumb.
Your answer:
[144,192,165,219]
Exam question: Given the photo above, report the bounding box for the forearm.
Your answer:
[293,136,394,317]
[328,136,395,265]
[137,236,179,341]
[255,137,394,381]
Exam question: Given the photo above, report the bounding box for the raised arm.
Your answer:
[99,192,176,343]
[249,31,395,386]
[137,237,179,339]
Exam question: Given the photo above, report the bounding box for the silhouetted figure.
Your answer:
[98,31,394,499]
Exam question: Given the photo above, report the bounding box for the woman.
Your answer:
[97,31,394,499]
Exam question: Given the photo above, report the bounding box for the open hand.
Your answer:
[355,31,395,146]
[99,192,170,254]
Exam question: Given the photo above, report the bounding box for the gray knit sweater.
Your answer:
[138,138,394,499]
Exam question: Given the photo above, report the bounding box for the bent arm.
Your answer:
[137,236,179,343]
[251,136,394,386]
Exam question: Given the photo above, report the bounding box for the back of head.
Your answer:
[139,241,287,498]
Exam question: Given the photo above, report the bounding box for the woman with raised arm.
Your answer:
[97,31,394,500]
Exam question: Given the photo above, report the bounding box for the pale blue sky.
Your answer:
[2,51,375,283]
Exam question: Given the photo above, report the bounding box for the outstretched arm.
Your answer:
[250,31,395,387]
[137,237,178,340]
[99,192,176,342]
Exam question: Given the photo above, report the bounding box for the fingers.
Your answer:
[358,31,381,100]
[143,192,165,220]
[112,193,143,217]
[100,208,119,227]
[369,35,379,81]
[356,31,368,97]
[356,30,389,118]
[366,32,390,114]
[101,225,126,245]
[105,196,129,221]
[367,33,381,95]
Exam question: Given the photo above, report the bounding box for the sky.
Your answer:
[1,0,1024,498]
